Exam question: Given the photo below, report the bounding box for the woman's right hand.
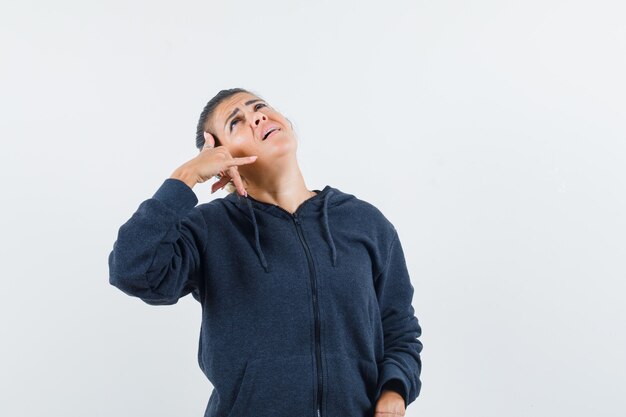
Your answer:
[170,132,257,196]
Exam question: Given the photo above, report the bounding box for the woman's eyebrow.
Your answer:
[224,99,264,130]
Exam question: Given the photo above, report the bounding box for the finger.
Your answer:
[203,131,216,148]
[211,174,230,194]
[224,155,258,167]
[227,166,247,196]
[227,167,246,196]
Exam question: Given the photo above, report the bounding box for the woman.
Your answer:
[108,88,423,417]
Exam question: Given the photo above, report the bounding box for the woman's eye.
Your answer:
[230,104,266,130]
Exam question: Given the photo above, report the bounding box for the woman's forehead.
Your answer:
[209,92,262,130]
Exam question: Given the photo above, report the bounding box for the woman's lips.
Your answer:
[263,128,280,140]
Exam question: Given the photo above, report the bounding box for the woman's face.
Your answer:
[205,92,297,163]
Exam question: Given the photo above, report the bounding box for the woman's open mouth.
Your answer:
[262,128,280,140]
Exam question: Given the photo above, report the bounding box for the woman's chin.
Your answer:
[262,134,297,156]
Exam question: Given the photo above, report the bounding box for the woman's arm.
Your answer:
[373,227,423,408]
[108,143,258,305]
[108,178,209,305]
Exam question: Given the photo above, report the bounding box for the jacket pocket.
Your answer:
[226,354,314,417]
[324,354,379,417]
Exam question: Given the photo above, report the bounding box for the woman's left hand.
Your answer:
[374,389,406,416]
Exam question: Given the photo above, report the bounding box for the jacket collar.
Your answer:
[224,186,337,273]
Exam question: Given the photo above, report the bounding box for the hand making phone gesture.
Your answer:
[170,131,257,197]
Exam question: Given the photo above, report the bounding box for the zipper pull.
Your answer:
[317,408,321,417]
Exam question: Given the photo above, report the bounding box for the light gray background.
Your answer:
[1,0,624,416]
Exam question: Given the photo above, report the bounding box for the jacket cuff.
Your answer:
[376,362,409,407]
[381,379,407,401]
[152,178,199,215]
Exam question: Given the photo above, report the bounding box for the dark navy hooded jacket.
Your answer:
[108,178,423,417]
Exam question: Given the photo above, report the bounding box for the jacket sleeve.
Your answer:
[108,178,209,305]
[373,227,423,407]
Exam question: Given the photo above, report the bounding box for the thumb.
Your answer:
[203,131,216,148]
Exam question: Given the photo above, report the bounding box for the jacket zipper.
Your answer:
[263,201,323,417]
[292,211,323,417]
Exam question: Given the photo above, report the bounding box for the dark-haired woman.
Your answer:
[109,88,423,417]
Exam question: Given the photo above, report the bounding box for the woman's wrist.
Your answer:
[170,167,197,189]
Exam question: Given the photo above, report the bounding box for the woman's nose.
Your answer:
[253,112,267,126]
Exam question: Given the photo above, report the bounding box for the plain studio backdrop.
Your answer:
[1,0,624,416]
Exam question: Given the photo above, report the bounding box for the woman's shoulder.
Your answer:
[327,186,396,234]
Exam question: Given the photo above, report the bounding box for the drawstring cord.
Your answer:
[242,189,337,272]
[244,196,270,273]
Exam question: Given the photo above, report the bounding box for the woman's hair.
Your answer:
[195,87,261,194]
